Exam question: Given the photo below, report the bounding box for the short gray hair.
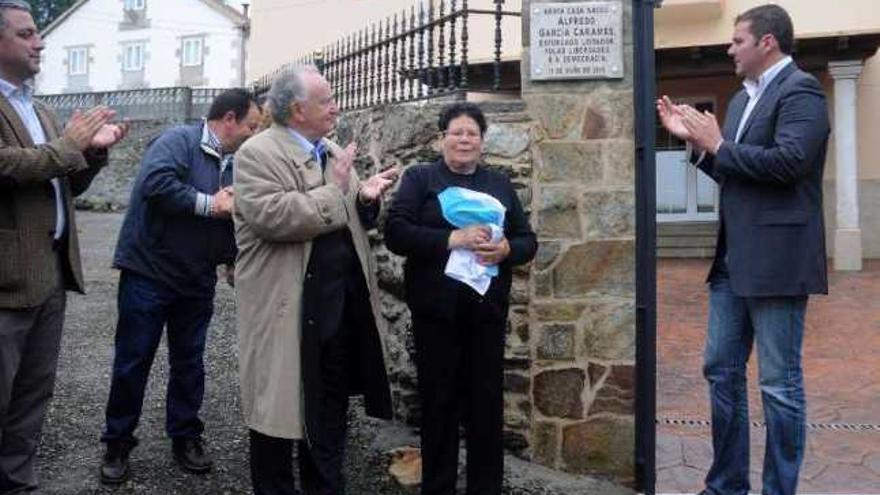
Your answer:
[267,64,321,125]
[0,0,32,32]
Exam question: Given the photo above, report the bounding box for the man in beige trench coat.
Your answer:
[233,65,398,495]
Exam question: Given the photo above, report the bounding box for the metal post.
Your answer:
[182,87,193,122]
[493,0,503,91]
[633,1,658,494]
[314,50,325,74]
[460,0,468,90]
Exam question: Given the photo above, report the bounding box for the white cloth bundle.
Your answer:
[437,187,506,295]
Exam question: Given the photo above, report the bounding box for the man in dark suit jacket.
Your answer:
[0,1,127,493]
[658,5,829,495]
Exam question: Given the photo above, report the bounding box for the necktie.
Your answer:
[313,142,327,170]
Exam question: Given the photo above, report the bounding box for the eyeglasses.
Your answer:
[443,129,481,140]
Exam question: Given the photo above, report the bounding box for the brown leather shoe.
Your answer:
[172,437,213,474]
[100,441,133,485]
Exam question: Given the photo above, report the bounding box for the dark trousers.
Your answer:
[0,278,65,494]
[102,270,214,444]
[248,430,299,495]
[413,290,505,495]
[250,324,352,495]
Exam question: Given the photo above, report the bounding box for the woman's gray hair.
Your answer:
[267,64,320,125]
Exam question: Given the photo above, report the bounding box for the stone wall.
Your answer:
[74,119,186,211]
[519,0,637,485]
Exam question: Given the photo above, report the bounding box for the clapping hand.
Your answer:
[64,106,115,151]
[91,121,129,148]
[656,96,693,143]
[358,167,400,204]
[679,105,723,155]
[330,143,355,194]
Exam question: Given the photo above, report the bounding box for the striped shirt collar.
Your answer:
[200,119,224,159]
[200,119,236,175]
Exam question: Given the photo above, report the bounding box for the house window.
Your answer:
[124,0,145,10]
[123,43,145,71]
[182,38,203,67]
[67,47,88,76]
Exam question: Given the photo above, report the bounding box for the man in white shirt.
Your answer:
[657,5,830,495]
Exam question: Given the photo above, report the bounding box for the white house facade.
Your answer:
[36,0,248,94]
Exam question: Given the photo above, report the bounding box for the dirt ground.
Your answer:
[33,211,630,495]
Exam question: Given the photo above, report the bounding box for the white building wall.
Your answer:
[36,0,246,94]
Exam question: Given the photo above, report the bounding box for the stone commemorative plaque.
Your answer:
[530,1,624,80]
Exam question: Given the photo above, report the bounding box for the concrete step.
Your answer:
[659,246,717,258]
[657,221,717,258]
[657,221,717,237]
[657,235,716,248]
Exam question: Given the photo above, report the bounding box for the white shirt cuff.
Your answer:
[195,192,213,217]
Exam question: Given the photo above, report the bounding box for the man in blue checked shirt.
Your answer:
[99,89,261,485]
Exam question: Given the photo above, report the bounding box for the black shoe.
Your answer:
[100,441,133,485]
[172,437,213,474]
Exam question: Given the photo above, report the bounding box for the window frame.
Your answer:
[124,0,146,11]
[67,46,88,76]
[122,43,145,72]
[181,37,204,67]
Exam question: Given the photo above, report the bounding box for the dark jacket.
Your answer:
[699,62,830,297]
[0,97,107,308]
[113,123,235,298]
[384,160,537,319]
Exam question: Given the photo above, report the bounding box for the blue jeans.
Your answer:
[102,270,214,444]
[703,276,807,495]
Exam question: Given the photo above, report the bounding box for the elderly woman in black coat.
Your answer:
[385,102,537,494]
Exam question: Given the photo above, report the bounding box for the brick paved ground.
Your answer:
[657,258,880,494]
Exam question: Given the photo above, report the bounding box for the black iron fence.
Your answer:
[252,0,521,110]
[36,87,231,123]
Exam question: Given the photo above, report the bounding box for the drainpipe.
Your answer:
[239,2,250,87]
[633,0,658,494]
